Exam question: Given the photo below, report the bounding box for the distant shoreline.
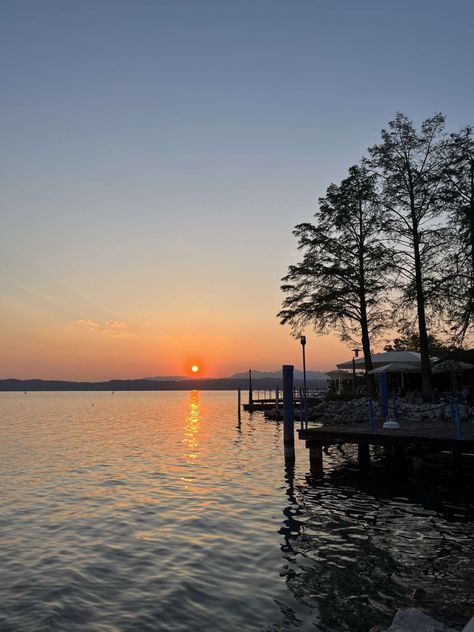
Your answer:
[0,377,328,392]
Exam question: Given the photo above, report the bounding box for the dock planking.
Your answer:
[298,420,474,476]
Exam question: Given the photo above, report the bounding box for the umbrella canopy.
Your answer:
[368,362,423,374]
[337,350,437,370]
[432,360,474,373]
[326,369,353,380]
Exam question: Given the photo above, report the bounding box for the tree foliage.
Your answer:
[367,113,450,400]
[279,165,393,395]
[384,327,456,357]
[280,112,473,401]
[442,126,474,343]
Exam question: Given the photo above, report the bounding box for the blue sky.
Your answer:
[1,0,473,379]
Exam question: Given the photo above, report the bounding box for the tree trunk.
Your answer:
[359,297,375,398]
[468,158,474,320]
[412,230,433,401]
[357,212,376,399]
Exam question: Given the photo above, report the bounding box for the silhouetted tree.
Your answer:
[367,113,449,400]
[279,165,393,397]
[383,326,456,357]
[442,126,474,344]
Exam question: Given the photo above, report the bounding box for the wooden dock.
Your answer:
[298,420,474,476]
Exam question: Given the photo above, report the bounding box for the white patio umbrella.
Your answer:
[367,362,422,374]
[432,360,474,373]
[369,362,421,388]
[367,362,422,388]
[432,359,474,391]
[337,350,438,370]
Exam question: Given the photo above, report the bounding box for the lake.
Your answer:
[1,391,473,631]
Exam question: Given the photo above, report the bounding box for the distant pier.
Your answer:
[243,389,322,412]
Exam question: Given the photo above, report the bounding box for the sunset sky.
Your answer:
[1,0,473,380]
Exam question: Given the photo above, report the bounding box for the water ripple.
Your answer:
[1,391,473,631]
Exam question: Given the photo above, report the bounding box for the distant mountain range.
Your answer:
[0,369,329,392]
[229,369,329,381]
[143,375,189,381]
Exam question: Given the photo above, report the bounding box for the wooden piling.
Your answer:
[358,443,370,470]
[283,365,295,462]
[309,444,323,478]
[248,369,253,411]
[237,388,241,423]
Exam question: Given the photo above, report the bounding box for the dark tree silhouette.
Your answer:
[367,113,449,401]
[279,165,392,397]
[443,126,474,344]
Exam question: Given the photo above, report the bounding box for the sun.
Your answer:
[191,364,199,373]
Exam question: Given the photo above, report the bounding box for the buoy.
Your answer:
[383,408,400,429]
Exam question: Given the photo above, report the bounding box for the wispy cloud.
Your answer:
[73,319,129,337]
[102,320,127,336]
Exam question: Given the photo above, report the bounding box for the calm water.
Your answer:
[1,391,473,632]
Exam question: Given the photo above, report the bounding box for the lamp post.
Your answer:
[352,348,359,396]
[300,335,307,428]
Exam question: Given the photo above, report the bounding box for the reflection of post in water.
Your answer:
[279,460,302,554]
[183,390,200,462]
[237,388,242,431]
[282,364,295,465]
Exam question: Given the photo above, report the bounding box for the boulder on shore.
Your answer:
[371,608,460,632]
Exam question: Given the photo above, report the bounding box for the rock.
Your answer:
[369,626,387,632]
[462,617,474,632]
[385,608,458,632]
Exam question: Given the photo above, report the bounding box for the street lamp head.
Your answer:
[353,348,359,358]
[300,335,306,346]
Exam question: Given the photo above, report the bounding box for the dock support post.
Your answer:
[309,443,323,478]
[452,398,463,441]
[248,369,253,411]
[379,373,388,423]
[275,386,279,412]
[237,388,241,423]
[300,387,304,430]
[283,365,295,463]
[368,397,376,434]
[358,443,370,470]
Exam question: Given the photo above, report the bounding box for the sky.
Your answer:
[1,0,473,380]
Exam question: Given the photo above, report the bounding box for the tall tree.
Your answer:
[384,326,455,357]
[443,126,474,344]
[367,113,448,401]
[279,165,392,397]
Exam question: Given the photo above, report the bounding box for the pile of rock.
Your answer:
[264,397,474,425]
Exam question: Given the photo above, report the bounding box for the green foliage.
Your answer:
[279,112,473,401]
[279,166,392,338]
[279,165,394,395]
[441,126,474,344]
[384,327,458,357]
[366,113,451,399]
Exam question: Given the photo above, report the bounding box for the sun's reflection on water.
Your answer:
[183,390,200,462]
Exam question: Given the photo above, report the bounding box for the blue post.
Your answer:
[379,373,388,422]
[392,392,397,421]
[300,387,305,429]
[368,397,376,434]
[283,365,295,462]
[451,397,463,441]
